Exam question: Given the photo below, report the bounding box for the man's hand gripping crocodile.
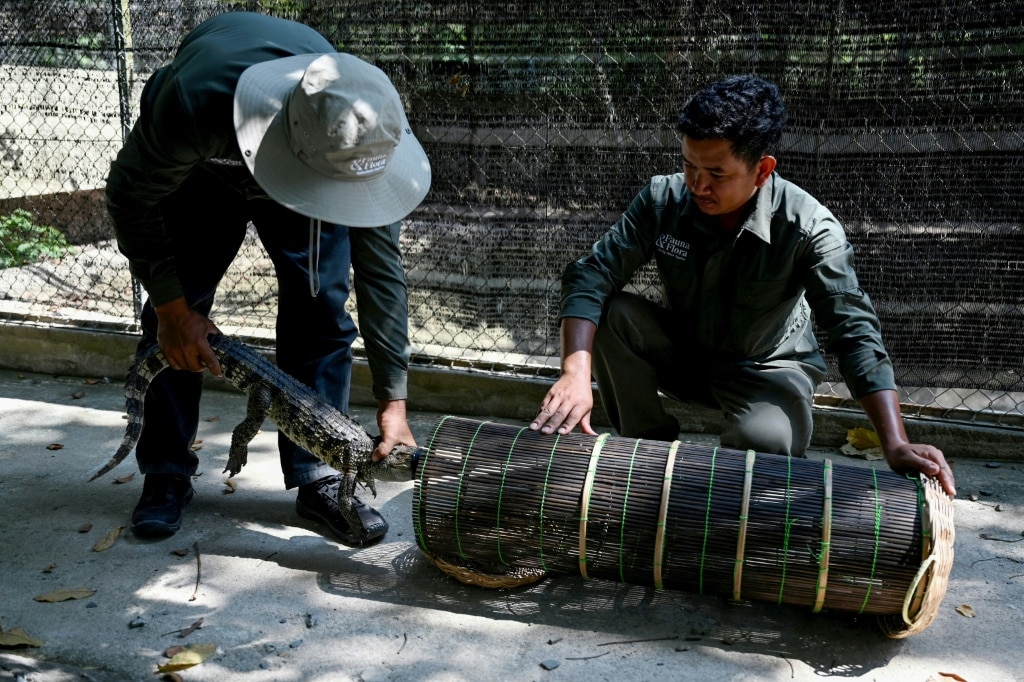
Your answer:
[91,334,420,544]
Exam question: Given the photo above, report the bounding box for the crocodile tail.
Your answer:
[89,343,168,481]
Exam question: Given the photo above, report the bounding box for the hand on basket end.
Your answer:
[885,443,956,498]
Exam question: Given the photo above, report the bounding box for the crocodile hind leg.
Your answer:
[223,385,272,477]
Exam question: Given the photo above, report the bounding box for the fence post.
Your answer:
[109,0,143,320]
[110,0,134,141]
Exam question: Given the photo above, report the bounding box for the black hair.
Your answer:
[676,75,788,167]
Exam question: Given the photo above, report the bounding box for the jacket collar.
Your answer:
[739,172,776,245]
[681,172,777,244]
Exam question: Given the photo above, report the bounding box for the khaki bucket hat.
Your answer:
[234,52,431,226]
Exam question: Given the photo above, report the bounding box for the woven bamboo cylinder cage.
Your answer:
[412,416,955,638]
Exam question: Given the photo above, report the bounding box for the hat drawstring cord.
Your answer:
[308,217,321,298]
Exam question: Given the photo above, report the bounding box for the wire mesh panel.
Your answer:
[0,0,1021,426]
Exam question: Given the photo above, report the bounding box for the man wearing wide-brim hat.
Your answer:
[105,11,431,544]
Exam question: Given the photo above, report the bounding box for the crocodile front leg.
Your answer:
[223,385,272,477]
[337,467,363,538]
[330,439,380,542]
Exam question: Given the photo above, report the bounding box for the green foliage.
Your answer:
[0,210,73,268]
[221,0,307,18]
[38,31,109,69]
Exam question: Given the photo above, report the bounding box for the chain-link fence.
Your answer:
[1,1,1022,428]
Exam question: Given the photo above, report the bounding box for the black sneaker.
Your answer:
[295,475,388,546]
[131,474,195,539]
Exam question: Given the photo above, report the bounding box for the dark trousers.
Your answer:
[134,168,356,488]
[591,292,824,456]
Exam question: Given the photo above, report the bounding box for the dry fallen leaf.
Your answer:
[84,378,102,385]
[190,443,203,452]
[92,527,124,552]
[41,563,57,574]
[156,643,217,672]
[114,474,135,484]
[46,443,64,451]
[955,604,976,618]
[71,391,85,399]
[840,442,884,461]
[222,479,237,494]
[846,427,882,450]
[164,645,186,658]
[78,523,93,533]
[205,415,220,423]
[171,547,191,557]
[0,626,44,648]
[935,673,969,682]
[34,588,96,602]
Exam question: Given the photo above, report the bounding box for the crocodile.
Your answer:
[91,333,419,542]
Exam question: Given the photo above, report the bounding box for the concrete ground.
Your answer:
[1,366,1022,682]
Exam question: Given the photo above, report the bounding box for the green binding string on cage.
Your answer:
[858,467,884,614]
[777,453,795,605]
[537,433,561,573]
[453,420,489,560]
[495,426,530,567]
[617,439,642,583]
[698,447,719,595]
[413,414,453,556]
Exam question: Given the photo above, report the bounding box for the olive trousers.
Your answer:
[591,292,825,457]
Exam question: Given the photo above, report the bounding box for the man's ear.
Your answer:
[755,155,777,187]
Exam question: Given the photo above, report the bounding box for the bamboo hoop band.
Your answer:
[880,474,956,638]
[653,440,680,590]
[732,449,757,601]
[902,555,937,623]
[904,475,937,620]
[812,459,834,613]
[578,432,609,580]
[902,477,932,620]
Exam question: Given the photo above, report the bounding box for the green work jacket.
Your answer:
[105,12,410,401]
[560,172,896,399]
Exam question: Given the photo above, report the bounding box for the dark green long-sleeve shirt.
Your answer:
[560,172,896,399]
[105,12,411,401]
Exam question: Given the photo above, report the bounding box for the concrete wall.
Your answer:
[0,321,1020,461]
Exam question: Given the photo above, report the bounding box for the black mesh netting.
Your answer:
[1,1,1021,424]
